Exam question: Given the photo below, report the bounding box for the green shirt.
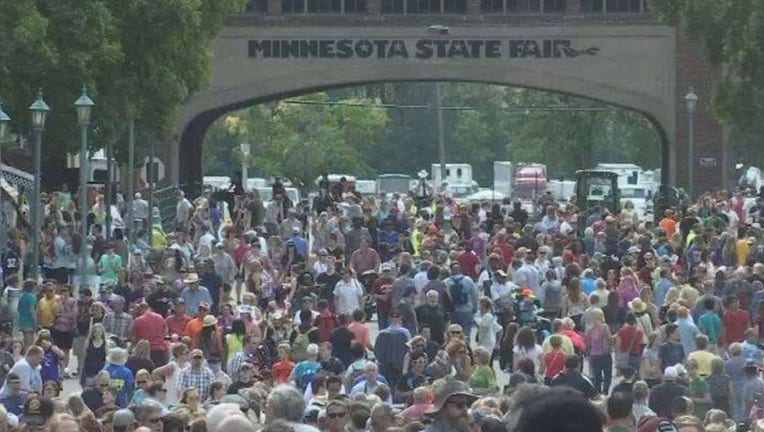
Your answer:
[97,253,122,282]
[688,376,710,418]
[469,365,496,390]
[698,312,722,344]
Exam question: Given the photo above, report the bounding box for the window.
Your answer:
[480,0,503,13]
[382,0,405,13]
[345,0,367,12]
[583,0,645,12]
[508,0,540,12]
[581,0,602,12]
[245,0,268,12]
[307,0,341,12]
[443,0,466,13]
[282,0,304,12]
[543,0,564,12]
[606,0,642,12]
[408,0,440,13]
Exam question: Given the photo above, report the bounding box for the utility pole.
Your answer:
[127,119,135,247]
[434,83,446,186]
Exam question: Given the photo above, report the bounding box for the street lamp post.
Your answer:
[75,86,94,284]
[240,143,250,192]
[685,87,698,199]
[0,103,11,253]
[28,90,50,282]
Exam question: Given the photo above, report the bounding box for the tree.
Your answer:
[203,93,389,189]
[203,83,662,187]
[652,0,764,166]
[0,0,246,164]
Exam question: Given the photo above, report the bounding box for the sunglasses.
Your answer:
[99,384,110,388]
[327,411,347,419]
[137,381,147,385]
[450,331,463,335]
[447,399,471,409]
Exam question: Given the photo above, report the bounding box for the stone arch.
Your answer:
[172,24,678,190]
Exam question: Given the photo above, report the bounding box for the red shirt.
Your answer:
[371,276,394,313]
[723,309,750,345]
[457,251,480,280]
[272,360,294,384]
[233,243,251,265]
[616,324,643,355]
[165,313,191,338]
[133,311,168,351]
[543,350,566,378]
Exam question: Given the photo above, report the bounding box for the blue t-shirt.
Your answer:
[103,364,134,408]
[293,360,320,390]
[16,292,36,330]
[40,348,59,385]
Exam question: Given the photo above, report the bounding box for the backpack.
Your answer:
[297,362,320,392]
[450,276,469,307]
[544,281,562,313]
[517,297,536,324]
[292,328,313,362]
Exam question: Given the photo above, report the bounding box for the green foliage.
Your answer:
[203,83,662,188]
[0,0,245,164]
[204,93,389,189]
[652,0,764,166]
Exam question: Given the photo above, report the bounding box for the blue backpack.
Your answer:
[450,276,469,307]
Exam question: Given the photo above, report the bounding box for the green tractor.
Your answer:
[575,170,620,234]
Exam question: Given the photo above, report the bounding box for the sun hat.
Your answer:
[424,380,478,414]
[203,315,217,327]
[628,298,647,313]
[183,273,200,284]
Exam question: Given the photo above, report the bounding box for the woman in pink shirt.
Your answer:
[347,309,371,349]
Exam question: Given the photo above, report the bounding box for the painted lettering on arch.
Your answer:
[247,39,600,60]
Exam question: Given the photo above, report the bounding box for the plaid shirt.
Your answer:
[178,365,215,401]
[103,311,133,342]
[227,350,250,380]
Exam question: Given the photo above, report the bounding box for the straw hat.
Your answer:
[183,273,200,284]
[628,298,647,313]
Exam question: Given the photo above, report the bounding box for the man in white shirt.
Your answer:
[175,191,193,226]
[197,227,216,261]
[133,192,149,225]
[333,268,364,316]
[212,243,236,288]
[0,346,43,397]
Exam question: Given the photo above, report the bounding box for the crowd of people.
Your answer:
[0,178,763,432]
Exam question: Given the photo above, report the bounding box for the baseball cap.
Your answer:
[663,366,678,380]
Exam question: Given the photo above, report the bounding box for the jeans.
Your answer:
[590,353,612,394]
[731,379,746,421]
[452,311,473,342]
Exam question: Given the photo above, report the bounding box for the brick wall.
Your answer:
[674,32,723,195]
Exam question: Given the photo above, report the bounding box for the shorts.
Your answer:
[51,328,75,351]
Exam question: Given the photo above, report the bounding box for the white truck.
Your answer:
[493,161,513,198]
[431,163,478,198]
